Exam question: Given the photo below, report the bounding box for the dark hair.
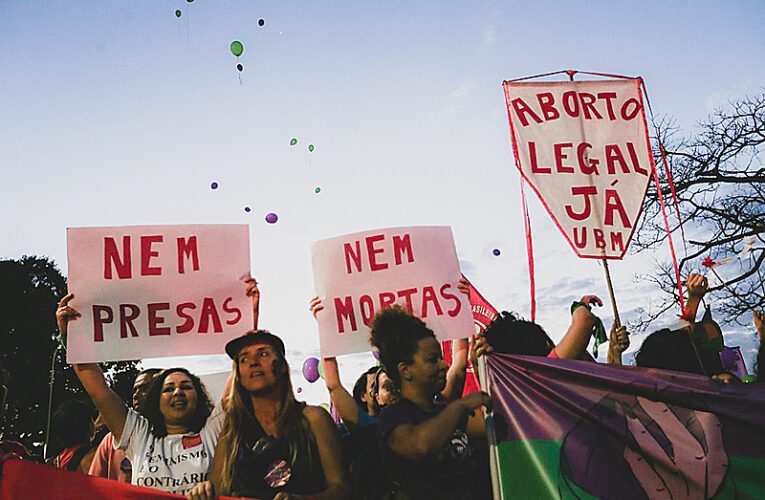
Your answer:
[51,399,95,448]
[138,367,162,378]
[142,368,213,438]
[636,328,723,376]
[482,311,554,356]
[353,366,379,411]
[369,305,435,386]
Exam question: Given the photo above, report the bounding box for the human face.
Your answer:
[158,372,198,427]
[132,372,156,414]
[405,337,447,396]
[237,342,285,393]
[375,371,398,406]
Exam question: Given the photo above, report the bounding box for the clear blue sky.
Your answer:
[2,1,763,402]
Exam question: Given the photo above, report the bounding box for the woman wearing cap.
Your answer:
[187,330,350,500]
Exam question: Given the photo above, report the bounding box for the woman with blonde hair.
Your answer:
[188,330,350,500]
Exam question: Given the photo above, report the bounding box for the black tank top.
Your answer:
[231,415,326,499]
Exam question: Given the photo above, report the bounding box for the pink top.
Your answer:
[88,432,130,483]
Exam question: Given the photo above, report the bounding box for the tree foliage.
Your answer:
[632,92,765,328]
[0,256,139,458]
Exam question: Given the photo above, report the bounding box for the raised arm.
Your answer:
[310,296,362,426]
[58,293,128,441]
[554,295,601,360]
[441,338,468,402]
[302,406,352,500]
[387,391,491,459]
[245,276,260,330]
[683,274,708,323]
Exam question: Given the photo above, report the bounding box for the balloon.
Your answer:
[265,212,278,224]
[372,348,381,361]
[302,357,319,383]
[244,206,251,213]
[314,187,321,194]
[492,248,501,256]
[290,138,297,146]
[297,387,302,393]
[230,40,244,57]
[319,403,330,412]
[308,144,315,152]
[175,10,182,17]
[186,0,194,3]
[210,182,219,190]
[258,18,265,27]
[317,360,324,380]
[236,63,243,72]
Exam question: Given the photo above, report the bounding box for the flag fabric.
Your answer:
[0,459,247,500]
[486,354,765,499]
[443,276,499,396]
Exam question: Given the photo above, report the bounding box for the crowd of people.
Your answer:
[1,272,763,499]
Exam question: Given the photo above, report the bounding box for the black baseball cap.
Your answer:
[225,329,286,360]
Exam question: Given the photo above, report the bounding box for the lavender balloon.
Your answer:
[302,357,320,383]
[265,212,278,224]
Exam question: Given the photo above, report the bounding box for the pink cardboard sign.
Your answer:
[66,224,252,363]
[503,79,653,259]
[311,226,473,357]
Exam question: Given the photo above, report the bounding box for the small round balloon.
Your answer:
[314,187,321,194]
[258,18,265,27]
[244,206,251,213]
[492,248,501,256]
[308,144,315,152]
[210,182,219,190]
[297,387,302,393]
[236,63,243,72]
[265,212,278,224]
[302,357,319,383]
[186,0,194,3]
[175,10,182,17]
[290,138,297,146]
[317,360,324,380]
[319,403,330,412]
[230,40,244,57]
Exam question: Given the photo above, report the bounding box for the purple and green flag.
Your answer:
[486,354,765,499]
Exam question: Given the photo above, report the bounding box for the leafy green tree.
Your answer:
[0,256,138,458]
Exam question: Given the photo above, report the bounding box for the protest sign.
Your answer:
[66,224,251,363]
[311,226,473,357]
[503,79,653,259]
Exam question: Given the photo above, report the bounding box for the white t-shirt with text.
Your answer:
[117,407,224,495]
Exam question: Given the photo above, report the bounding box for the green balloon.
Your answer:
[290,138,298,146]
[186,0,194,3]
[318,360,324,379]
[175,9,182,17]
[315,187,321,194]
[308,144,315,152]
[230,40,244,57]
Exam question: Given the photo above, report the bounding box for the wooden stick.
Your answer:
[477,356,503,500]
[603,259,623,365]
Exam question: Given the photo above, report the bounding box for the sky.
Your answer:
[2,1,764,404]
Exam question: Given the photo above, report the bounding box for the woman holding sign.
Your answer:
[370,305,491,499]
[187,330,350,499]
[59,294,222,496]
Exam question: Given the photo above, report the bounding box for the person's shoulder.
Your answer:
[303,404,332,423]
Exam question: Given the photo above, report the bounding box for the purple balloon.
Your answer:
[492,248,501,256]
[210,182,219,190]
[302,357,319,383]
[244,206,251,213]
[297,387,302,393]
[372,348,381,361]
[265,212,278,224]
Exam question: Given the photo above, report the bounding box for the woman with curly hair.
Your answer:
[370,305,491,499]
[58,294,223,496]
[187,330,350,500]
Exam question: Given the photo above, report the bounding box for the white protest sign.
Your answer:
[503,79,653,259]
[311,226,473,357]
[66,224,252,363]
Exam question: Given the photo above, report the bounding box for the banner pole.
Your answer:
[603,259,623,365]
[478,356,503,500]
